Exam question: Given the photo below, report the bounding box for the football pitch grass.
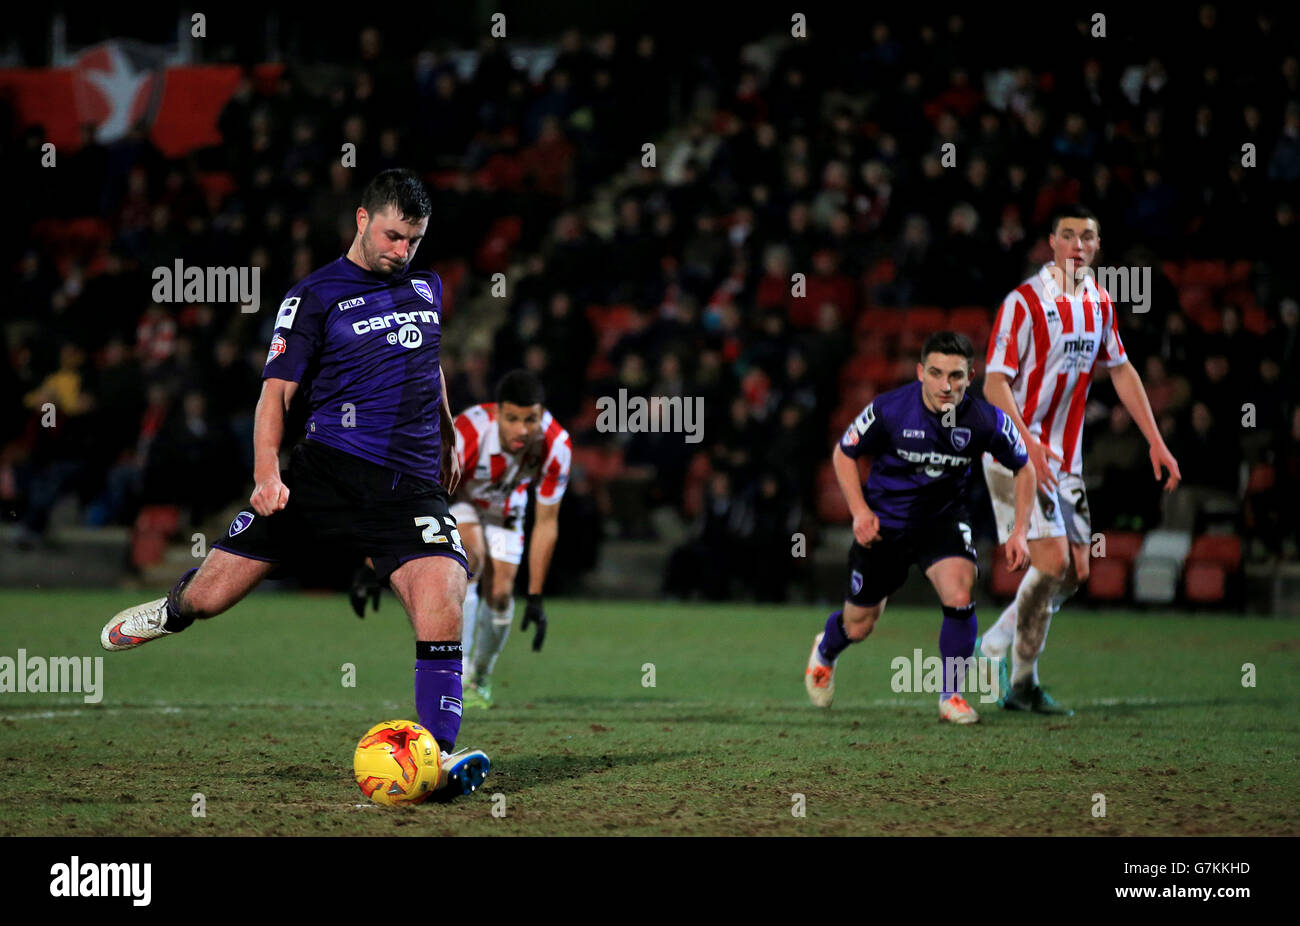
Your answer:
[1,589,1297,837]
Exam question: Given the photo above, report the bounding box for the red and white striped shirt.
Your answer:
[985,263,1128,476]
[452,403,572,526]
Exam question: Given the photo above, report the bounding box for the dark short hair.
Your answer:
[496,370,545,407]
[921,331,974,367]
[360,169,432,222]
[1050,203,1099,235]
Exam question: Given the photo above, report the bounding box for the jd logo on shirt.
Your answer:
[386,324,423,349]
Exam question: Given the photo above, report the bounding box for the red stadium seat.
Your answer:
[131,533,168,569]
[1087,557,1128,601]
[989,548,1022,598]
[570,446,624,483]
[839,353,896,390]
[1228,260,1252,285]
[196,171,237,211]
[1183,260,1228,288]
[817,485,852,523]
[1187,535,1242,571]
[816,460,852,523]
[948,306,993,345]
[863,257,896,287]
[1161,260,1183,288]
[136,504,181,536]
[1178,285,1214,318]
[828,404,858,440]
[1099,530,1143,563]
[901,307,948,350]
[856,308,905,337]
[1184,562,1227,603]
[1246,463,1275,495]
[1243,307,1271,336]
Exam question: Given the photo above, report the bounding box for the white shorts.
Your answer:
[449,502,525,566]
[982,455,1092,546]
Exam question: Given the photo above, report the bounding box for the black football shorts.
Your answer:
[845,515,978,607]
[213,439,468,582]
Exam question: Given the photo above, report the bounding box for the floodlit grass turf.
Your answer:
[1,589,1297,836]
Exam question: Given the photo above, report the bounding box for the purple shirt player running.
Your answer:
[804,332,1037,726]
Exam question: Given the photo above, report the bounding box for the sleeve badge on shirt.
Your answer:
[275,297,300,330]
[851,570,863,595]
[266,333,286,365]
[951,427,970,450]
[842,426,860,447]
[411,279,434,303]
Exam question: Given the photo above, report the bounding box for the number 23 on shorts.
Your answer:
[414,516,466,558]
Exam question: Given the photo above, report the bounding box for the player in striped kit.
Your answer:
[979,205,1181,714]
[452,371,572,707]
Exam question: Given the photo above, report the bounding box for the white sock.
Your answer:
[461,580,480,669]
[982,601,1018,658]
[1007,566,1058,688]
[472,596,514,678]
[1018,580,1076,685]
[982,565,1045,659]
[1011,613,1052,687]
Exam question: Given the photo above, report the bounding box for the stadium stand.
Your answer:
[3,11,1299,608]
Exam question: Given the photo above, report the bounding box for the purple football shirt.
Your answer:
[263,256,445,482]
[838,381,1028,530]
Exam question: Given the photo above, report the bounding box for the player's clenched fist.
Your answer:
[853,508,880,547]
[250,477,290,516]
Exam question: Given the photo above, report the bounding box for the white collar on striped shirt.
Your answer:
[1040,261,1098,301]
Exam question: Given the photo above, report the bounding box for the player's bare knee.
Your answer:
[845,619,873,641]
[843,605,881,640]
[940,589,973,609]
[1036,550,1069,582]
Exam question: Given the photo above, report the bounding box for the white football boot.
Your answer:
[804,632,835,708]
[101,598,173,651]
[939,694,980,724]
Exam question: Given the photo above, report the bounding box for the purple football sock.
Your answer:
[163,567,199,631]
[414,641,463,752]
[939,603,977,701]
[817,610,851,665]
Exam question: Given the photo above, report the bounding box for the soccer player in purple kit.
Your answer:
[99,170,489,797]
[804,332,1036,723]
